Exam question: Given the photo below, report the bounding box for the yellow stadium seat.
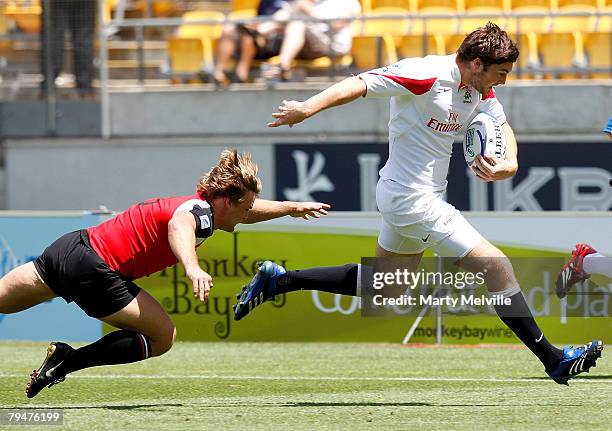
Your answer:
[231,0,259,12]
[461,0,509,31]
[398,33,446,57]
[228,8,257,21]
[411,0,463,34]
[509,32,539,78]
[361,8,412,36]
[537,31,586,78]
[552,0,599,32]
[152,1,177,17]
[411,8,461,35]
[419,0,464,10]
[4,2,41,33]
[177,10,225,38]
[595,8,611,32]
[584,31,611,78]
[173,10,225,77]
[551,13,598,33]
[556,0,598,7]
[444,33,466,53]
[0,5,10,49]
[359,0,373,14]
[168,37,205,77]
[464,0,509,9]
[510,0,551,8]
[351,34,399,69]
[459,10,509,34]
[508,0,552,34]
[372,0,416,10]
[506,7,551,34]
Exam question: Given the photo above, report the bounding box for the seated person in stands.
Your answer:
[213,0,292,85]
[273,0,361,81]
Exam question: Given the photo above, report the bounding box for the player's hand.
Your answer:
[268,100,309,128]
[187,267,214,303]
[288,202,331,220]
[472,155,517,182]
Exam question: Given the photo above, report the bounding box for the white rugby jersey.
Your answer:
[358,54,506,192]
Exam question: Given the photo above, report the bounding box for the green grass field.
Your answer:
[1,342,610,430]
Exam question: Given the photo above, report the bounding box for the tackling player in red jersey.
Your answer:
[0,150,329,398]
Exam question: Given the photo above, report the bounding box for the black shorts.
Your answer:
[33,230,141,318]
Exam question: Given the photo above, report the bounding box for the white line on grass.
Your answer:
[1,374,610,383]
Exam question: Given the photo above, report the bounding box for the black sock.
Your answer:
[493,289,563,371]
[276,264,358,296]
[54,330,152,376]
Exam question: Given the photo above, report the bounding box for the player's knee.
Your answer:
[480,256,517,289]
[0,278,14,314]
[150,324,176,357]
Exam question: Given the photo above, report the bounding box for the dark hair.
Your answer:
[457,22,519,67]
[197,150,261,203]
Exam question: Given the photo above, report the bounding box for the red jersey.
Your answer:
[87,194,212,279]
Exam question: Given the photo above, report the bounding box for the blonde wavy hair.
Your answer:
[197,150,261,203]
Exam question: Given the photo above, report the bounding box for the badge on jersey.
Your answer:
[190,204,213,238]
[463,89,472,104]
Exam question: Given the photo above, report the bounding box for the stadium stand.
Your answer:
[537,31,587,78]
[584,30,611,78]
[351,33,399,69]
[4,0,41,34]
[167,10,225,81]
[0,0,609,95]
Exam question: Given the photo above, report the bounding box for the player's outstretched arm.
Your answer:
[243,199,331,223]
[472,122,519,182]
[168,211,213,302]
[268,76,367,128]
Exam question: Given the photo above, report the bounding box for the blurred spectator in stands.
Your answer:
[273,0,361,81]
[604,116,612,140]
[213,0,292,85]
[40,0,96,99]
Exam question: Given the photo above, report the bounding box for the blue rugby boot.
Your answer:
[234,261,286,321]
[547,340,603,385]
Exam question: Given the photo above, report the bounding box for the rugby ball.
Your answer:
[463,113,506,167]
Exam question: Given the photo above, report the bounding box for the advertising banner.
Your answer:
[275,142,612,211]
[133,213,612,345]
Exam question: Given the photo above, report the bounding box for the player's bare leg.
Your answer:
[26,289,175,398]
[457,237,516,293]
[0,262,56,314]
[375,243,423,271]
[458,238,603,385]
[101,289,176,357]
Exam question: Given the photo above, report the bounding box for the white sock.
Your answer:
[583,253,612,278]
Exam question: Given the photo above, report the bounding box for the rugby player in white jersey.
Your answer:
[234,23,604,384]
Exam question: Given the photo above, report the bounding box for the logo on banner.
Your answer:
[276,143,612,211]
[283,150,335,201]
[0,236,18,278]
[311,291,361,315]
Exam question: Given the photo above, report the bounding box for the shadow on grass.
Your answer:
[525,375,612,381]
[277,402,586,407]
[0,403,185,411]
[284,402,433,407]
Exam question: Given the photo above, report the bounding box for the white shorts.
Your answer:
[376,179,482,258]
